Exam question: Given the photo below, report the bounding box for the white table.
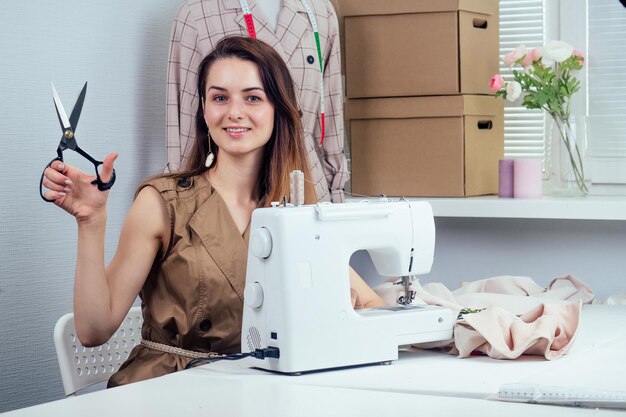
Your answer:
[5,369,624,417]
[5,305,626,416]
[191,305,626,399]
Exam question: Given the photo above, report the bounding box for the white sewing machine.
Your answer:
[241,200,455,374]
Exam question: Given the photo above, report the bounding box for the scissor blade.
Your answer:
[51,83,72,130]
[69,82,87,131]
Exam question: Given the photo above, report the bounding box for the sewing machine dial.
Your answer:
[250,227,273,259]
[244,282,264,309]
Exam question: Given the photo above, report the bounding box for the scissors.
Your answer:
[39,82,116,202]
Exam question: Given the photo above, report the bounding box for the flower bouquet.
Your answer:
[490,41,589,195]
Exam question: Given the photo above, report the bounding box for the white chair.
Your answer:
[53,306,143,395]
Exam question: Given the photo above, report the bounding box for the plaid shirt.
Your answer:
[166,0,348,202]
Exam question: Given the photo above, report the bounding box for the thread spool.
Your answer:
[289,170,305,206]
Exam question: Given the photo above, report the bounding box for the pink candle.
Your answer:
[513,159,542,198]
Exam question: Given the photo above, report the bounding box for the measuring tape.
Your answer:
[238,0,326,145]
[238,0,257,39]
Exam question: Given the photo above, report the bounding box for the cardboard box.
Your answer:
[329,0,345,75]
[349,95,504,197]
[341,0,499,98]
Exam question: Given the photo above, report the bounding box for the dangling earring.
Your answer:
[205,132,215,168]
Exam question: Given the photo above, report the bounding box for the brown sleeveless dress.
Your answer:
[108,174,249,387]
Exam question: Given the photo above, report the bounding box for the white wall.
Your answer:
[354,217,626,298]
[429,217,626,296]
[0,0,180,412]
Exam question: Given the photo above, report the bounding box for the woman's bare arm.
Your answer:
[349,266,385,309]
[73,186,169,345]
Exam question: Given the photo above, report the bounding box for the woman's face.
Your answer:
[203,57,275,161]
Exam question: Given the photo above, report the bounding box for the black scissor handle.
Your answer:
[39,156,117,203]
[73,145,117,192]
[39,157,62,202]
[91,166,116,191]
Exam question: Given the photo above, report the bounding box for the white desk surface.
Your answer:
[5,368,624,417]
[5,305,626,417]
[193,305,626,399]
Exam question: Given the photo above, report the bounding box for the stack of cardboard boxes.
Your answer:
[341,0,504,197]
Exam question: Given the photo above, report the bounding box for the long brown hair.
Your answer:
[164,36,316,207]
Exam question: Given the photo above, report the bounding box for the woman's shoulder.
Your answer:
[136,173,212,203]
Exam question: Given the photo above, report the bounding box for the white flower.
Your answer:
[543,40,574,63]
[506,81,522,102]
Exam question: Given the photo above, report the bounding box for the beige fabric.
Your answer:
[453,301,581,360]
[166,0,349,202]
[108,174,249,387]
[377,275,594,360]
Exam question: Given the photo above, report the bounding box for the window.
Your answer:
[500,0,626,187]
[586,0,626,183]
[499,0,546,160]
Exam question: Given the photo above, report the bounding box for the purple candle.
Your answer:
[499,159,514,198]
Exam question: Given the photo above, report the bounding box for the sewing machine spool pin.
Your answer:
[394,275,417,306]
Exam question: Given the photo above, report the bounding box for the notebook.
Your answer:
[498,333,626,409]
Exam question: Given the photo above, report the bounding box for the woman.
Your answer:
[42,36,383,387]
[166,0,350,204]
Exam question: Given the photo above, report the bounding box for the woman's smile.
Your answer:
[223,126,252,137]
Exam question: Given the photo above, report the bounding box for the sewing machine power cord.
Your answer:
[184,346,280,370]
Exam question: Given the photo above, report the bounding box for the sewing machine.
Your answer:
[241,200,455,374]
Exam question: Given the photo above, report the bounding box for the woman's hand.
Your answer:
[41,152,118,222]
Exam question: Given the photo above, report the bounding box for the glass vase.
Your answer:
[546,115,591,196]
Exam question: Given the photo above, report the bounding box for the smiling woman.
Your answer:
[40,36,383,389]
[189,36,317,208]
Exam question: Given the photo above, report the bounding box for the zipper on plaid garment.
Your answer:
[238,0,326,145]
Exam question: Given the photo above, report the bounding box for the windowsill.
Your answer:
[345,195,626,220]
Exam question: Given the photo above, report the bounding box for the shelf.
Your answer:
[345,195,626,220]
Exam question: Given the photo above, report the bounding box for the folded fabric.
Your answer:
[452,301,581,360]
[374,274,594,360]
